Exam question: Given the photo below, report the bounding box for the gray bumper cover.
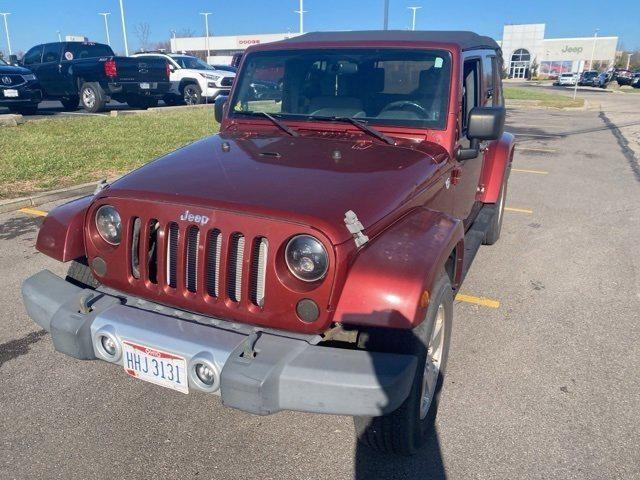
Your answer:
[22,270,417,416]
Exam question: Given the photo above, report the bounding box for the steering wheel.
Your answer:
[379,101,428,117]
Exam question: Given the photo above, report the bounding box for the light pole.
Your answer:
[0,13,12,56]
[99,13,111,46]
[589,28,599,70]
[383,0,389,30]
[408,6,421,31]
[200,12,212,61]
[57,30,62,42]
[118,0,129,56]
[295,0,306,34]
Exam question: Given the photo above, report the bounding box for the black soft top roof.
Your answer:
[277,30,500,51]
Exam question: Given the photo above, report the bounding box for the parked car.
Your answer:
[556,72,578,86]
[578,70,599,86]
[22,31,513,456]
[133,52,235,105]
[632,73,640,88]
[596,71,611,89]
[0,57,42,114]
[19,41,171,112]
[615,70,635,86]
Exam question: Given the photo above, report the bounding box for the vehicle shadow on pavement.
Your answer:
[0,215,42,241]
[354,431,445,480]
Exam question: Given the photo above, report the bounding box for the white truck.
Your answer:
[132,52,235,105]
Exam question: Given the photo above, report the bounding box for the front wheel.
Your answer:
[80,82,107,113]
[10,104,38,115]
[354,271,453,455]
[182,84,202,105]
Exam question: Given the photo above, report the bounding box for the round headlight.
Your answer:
[95,205,122,245]
[285,235,329,282]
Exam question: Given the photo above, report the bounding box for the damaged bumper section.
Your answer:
[22,270,417,416]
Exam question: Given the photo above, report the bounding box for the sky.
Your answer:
[0,0,637,56]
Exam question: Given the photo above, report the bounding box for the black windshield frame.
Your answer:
[229,48,452,130]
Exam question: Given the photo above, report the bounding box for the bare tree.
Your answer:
[134,22,151,51]
[176,28,196,38]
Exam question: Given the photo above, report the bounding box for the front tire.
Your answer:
[80,82,107,113]
[354,271,453,455]
[182,83,202,105]
[9,104,38,115]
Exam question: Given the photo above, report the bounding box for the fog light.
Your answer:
[100,335,117,356]
[195,363,216,386]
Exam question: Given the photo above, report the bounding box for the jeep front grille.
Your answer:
[132,219,268,308]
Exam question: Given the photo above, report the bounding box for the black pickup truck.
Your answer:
[19,42,170,112]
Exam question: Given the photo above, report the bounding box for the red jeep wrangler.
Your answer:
[23,31,513,455]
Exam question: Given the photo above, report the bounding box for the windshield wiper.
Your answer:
[234,111,299,137]
[309,116,396,146]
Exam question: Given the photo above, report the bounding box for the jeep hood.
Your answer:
[105,134,447,244]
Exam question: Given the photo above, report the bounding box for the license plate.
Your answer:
[3,89,19,97]
[122,341,188,394]
[140,82,150,89]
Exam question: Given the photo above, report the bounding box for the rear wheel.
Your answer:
[163,94,183,106]
[182,83,202,105]
[354,271,453,455]
[484,172,508,245]
[60,96,79,111]
[80,82,107,113]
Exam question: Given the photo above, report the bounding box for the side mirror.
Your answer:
[214,95,229,123]
[467,106,506,141]
[457,107,506,161]
[9,54,19,65]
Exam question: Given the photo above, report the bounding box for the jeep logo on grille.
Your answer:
[180,210,210,225]
[1,76,11,85]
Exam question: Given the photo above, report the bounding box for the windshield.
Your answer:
[231,48,451,130]
[172,56,214,70]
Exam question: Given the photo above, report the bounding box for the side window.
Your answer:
[461,59,480,131]
[483,56,494,106]
[42,43,62,63]
[23,45,43,66]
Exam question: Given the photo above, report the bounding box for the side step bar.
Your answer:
[460,204,497,284]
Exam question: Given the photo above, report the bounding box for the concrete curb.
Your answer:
[0,181,99,215]
[0,114,25,127]
[110,103,214,117]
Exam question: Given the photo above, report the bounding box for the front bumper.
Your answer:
[0,87,42,105]
[203,85,230,99]
[22,270,416,416]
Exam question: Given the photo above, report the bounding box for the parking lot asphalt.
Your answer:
[1,96,639,479]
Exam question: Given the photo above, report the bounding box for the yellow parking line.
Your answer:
[512,168,549,175]
[505,207,533,214]
[19,208,48,217]
[456,294,501,309]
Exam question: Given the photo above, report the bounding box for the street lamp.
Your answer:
[408,6,421,31]
[383,0,389,30]
[118,0,129,56]
[295,0,307,34]
[0,13,12,56]
[99,13,111,46]
[200,12,212,62]
[589,28,599,70]
[57,30,62,42]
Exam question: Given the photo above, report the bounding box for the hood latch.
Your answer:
[344,210,369,248]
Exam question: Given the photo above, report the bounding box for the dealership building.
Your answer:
[499,24,618,78]
[170,32,300,64]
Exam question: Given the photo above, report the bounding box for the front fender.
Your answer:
[478,132,515,203]
[36,196,92,262]
[333,208,463,329]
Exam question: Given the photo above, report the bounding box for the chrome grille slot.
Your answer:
[130,217,141,279]
[227,233,245,302]
[250,237,268,308]
[147,220,159,284]
[205,229,222,297]
[186,226,200,293]
[167,222,179,288]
